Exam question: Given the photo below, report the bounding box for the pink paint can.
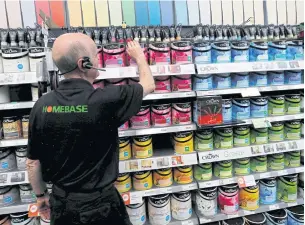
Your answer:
[129,78,139,84]
[97,45,103,68]
[171,41,193,64]
[151,104,172,127]
[119,121,129,131]
[92,80,104,89]
[130,105,151,129]
[128,43,149,66]
[171,75,192,92]
[154,76,171,93]
[105,79,127,86]
[149,42,171,65]
[103,43,127,67]
[172,102,192,125]
[218,184,239,215]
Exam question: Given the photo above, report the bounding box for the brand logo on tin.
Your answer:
[3,48,18,54]
[42,105,88,113]
[288,95,300,99]
[206,98,219,104]
[206,192,216,197]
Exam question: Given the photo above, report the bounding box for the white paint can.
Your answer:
[19,184,36,203]
[15,147,27,170]
[195,187,218,217]
[148,194,171,225]
[0,186,20,207]
[2,49,30,73]
[170,191,192,221]
[10,212,38,225]
[126,199,146,225]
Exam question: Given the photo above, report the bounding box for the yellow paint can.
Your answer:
[153,168,173,187]
[132,135,153,159]
[133,171,153,191]
[172,131,194,154]
[114,173,132,193]
[239,181,259,211]
[119,137,131,160]
[174,166,193,184]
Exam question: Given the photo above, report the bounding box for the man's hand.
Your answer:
[37,195,50,220]
[126,41,145,63]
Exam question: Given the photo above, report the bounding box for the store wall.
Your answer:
[0,0,304,29]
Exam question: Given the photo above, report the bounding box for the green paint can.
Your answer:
[233,126,250,147]
[268,153,284,170]
[284,151,301,168]
[268,95,285,116]
[234,158,250,175]
[251,156,267,173]
[195,129,213,151]
[269,122,284,142]
[285,94,301,115]
[277,174,298,203]
[251,128,268,144]
[214,160,233,178]
[194,163,212,181]
[284,120,301,140]
[214,127,233,149]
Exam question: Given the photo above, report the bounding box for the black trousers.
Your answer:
[50,184,132,225]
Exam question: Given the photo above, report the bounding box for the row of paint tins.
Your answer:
[0,184,36,207]
[0,146,27,172]
[0,212,50,225]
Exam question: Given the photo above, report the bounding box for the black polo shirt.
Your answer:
[27,78,143,192]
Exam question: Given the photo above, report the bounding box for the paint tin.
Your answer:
[231,41,250,62]
[233,126,250,147]
[268,153,284,170]
[194,129,213,151]
[250,97,268,118]
[102,43,127,67]
[40,218,50,225]
[0,148,16,172]
[132,135,153,159]
[192,41,211,64]
[148,194,171,225]
[251,128,268,145]
[245,213,267,225]
[171,41,193,64]
[119,121,129,131]
[21,115,29,138]
[172,131,194,154]
[130,105,151,129]
[2,48,30,73]
[285,151,301,168]
[211,41,231,63]
[119,137,131,160]
[214,127,233,149]
[114,173,132,193]
[249,41,269,62]
[10,212,38,225]
[213,73,231,89]
[133,171,153,191]
[277,174,298,203]
[285,94,301,115]
[239,181,259,211]
[194,163,212,181]
[284,70,302,85]
[153,168,173,187]
[268,41,287,61]
[259,178,277,205]
[194,96,223,125]
[171,75,192,92]
[267,71,284,86]
[251,156,267,173]
[232,98,250,120]
[222,99,233,123]
[3,117,22,140]
[149,42,171,65]
[214,160,233,178]
[286,205,304,225]
[249,71,268,87]
[218,184,239,215]
[286,40,304,60]
[268,95,285,116]
[265,209,287,225]
[171,191,192,220]
[284,120,301,140]
[19,184,36,203]
[193,74,213,91]
[92,80,104,89]
[126,200,146,225]
[196,187,218,217]
[174,166,193,184]
[231,73,249,88]
[154,76,171,93]
[172,102,192,125]
[151,104,172,127]
[234,158,250,175]
[0,186,19,207]
[223,218,245,225]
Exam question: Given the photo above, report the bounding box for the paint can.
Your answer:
[232,98,250,120]
[268,95,285,116]
[233,126,250,147]
[148,194,171,225]
[174,166,193,184]
[239,181,259,210]
[277,174,298,203]
[260,178,277,205]
[102,43,127,67]
[249,71,268,87]
[268,41,287,61]
[195,129,213,151]
[211,41,231,63]
[193,74,213,91]
[2,48,30,73]
[285,151,301,168]
[213,73,231,89]
[218,184,239,215]
[244,213,267,225]
[132,135,153,159]
[153,168,173,187]
[2,116,22,140]
[234,158,250,175]
[251,128,268,145]
[0,215,11,225]
[223,218,245,225]
[231,72,249,88]
[0,186,19,207]
[149,42,171,65]
[214,127,233,149]
[0,86,10,103]
[285,120,301,140]
[285,94,301,115]
[151,104,172,127]
[114,173,132,193]
[40,218,50,225]
[21,115,29,138]
[265,209,287,225]
[171,191,192,221]
[0,148,17,172]
[171,75,192,92]
[126,199,146,225]
[286,40,304,60]
[130,105,151,129]
[268,122,284,142]
[284,70,302,85]
[92,80,104,89]
[251,156,267,173]
[249,41,268,62]
[231,41,250,62]
[195,187,218,217]
[28,47,45,72]
[154,76,171,93]
[222,99,232,123]
[172,102,192,125]
[192,41,211,64]
[268,153,284,170]
[267,71,285,86]
[133,171,153,191]
[170,41,193,64]
[119,137,131,160]
[19,184,36,203]
[214,160,233,178]
[10,212,38,225]
[194,163,212,181]
[286,205,304,225]
[172,131,194,154]
[250,97,268,118]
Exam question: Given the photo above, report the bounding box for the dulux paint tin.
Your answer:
[148,194,171,225]
[19,184,36,203]
[250,97,268,118]
[119,137,132,160]
[132,171,153,191]
[196,187,218,217]
[10,212,38,225]
[231,73,249,88]
[214,127,233,149]
[218,184,239,215]
[172,102,192,125]
[259,178,277,205]
[286,40,304,60]
[193,74,213,91]
[130,105,151,129]
[277,174,298,203]
[233,126,250,147]
[286,205,304,225]
[153,168,173,187]
[267,71,284,86]
[268,95,285,116]
[174,166,193,184]
[232,98,250,120]
[0,186,19,207]
[214,160,233,178]
[234,158,250,175]
[223,217,245,225]
[126,200,146,225]
[170,191,192,221]
[269,122,284,142]
[268,153,284,170]
[249,71,268,87]
[284,70,302,85]
[285,151,301,168]
[213,73,231,89]
[222,99,232,123]
[132,135,153,159]
[192,41,211,64]
[284,120,301,140]
[195,129,213,151]
[251,156,267,173]
[265,210,287,225]
[244,213,267,225]
[251,128,268,145]
[231,41,250,62]
[268,41,287,61]
[211,41,231,63]
[249,41,269,62]
[0,148,17,172]
[114,173,132,193]
[285,94,301,115]
[239,181,259,211]
[194,163,212,181]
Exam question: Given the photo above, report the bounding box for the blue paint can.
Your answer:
[213,73,231,89]
[268,41,287,61]
[286,40,304,60]
[231,73,249,88]
[286,205,304,225]
[249,72,268,87]
[259,178,277,205]
[231,41,250,62]
[193,74,213,91]
[284,70,302,85]
[193,41,211,64]
[250,97,268,118]
[265,209,287,225]
[267,71,284,86]
[232,98,250,120]
[249,41,268,61]
[211,41,231,63]
[222,99,232,123]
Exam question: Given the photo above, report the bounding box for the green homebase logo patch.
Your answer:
[42,105,88,113]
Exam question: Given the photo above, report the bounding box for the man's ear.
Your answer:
[77,58,87,72]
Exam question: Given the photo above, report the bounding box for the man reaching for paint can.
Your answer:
[26,33,155,225]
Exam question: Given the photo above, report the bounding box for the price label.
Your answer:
[269,204,280,210]
[288,202,297,207]
[241,88,260,97]
[161,94,169,98]
[288,141,299,150]
[243,210,255,215]
[181,64,195,74]
[252,118,271,129]
[223,178,236,185]
[277,170,289,176]
[288,61,300,69]
[252,62,263,71]
[259,172,271,179]
[276,143,287,152]
[238,175,256,188]
[276,61,288,69]
[227,214,239,219]
[159,128,168,133]
[200,218,212,223]
[182,220,194,225]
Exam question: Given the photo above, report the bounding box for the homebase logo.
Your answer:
[42,105,88,113]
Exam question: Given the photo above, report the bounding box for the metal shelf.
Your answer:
[0,72,38,85]
[0,202,30,215]
[145,213,198,225]
[0,170,28,187]
[0,101,36,110]
[0,139,28,147]
[144,91,196,100]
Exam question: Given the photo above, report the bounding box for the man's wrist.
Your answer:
[35,189,48,198]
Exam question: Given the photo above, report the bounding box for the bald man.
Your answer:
[26,33,155,225]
